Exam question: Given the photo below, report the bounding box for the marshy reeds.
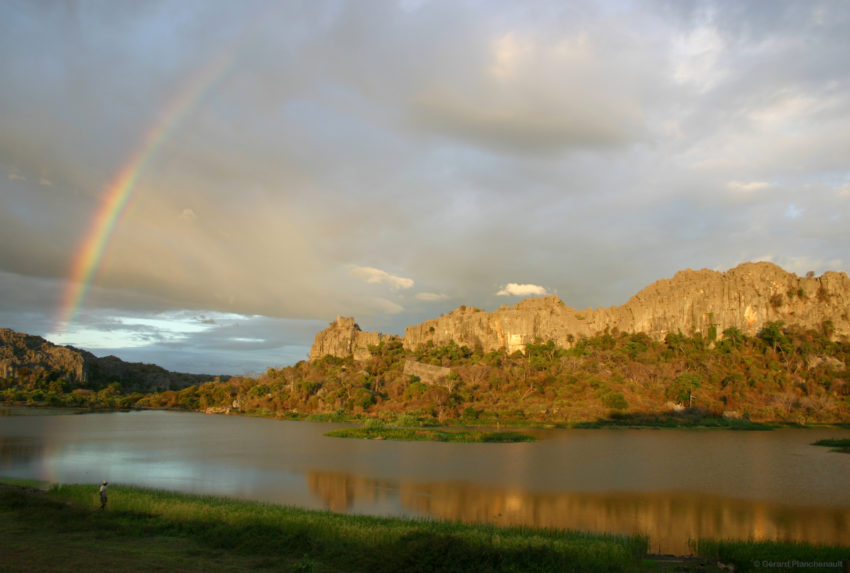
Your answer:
[324,419,536,442]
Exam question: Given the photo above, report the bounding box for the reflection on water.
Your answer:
[306,471,850,555]
[0,406,85,416]
[0,437,44,466]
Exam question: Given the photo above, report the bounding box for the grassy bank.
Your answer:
[812,438,850,453]
[325,420,536,442]
[569,412,779,430]
[3,480,848,572]
[1,480,648,572]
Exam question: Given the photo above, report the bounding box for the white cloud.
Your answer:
[496,283,549,297]
[348,265,414,290]
[749,255,845,278]
[366,297,405,315]
[178,208,198,223]
[415,292,448,301]
[727,180,772,193]
[46,311,225,349]
[671,25,727,92]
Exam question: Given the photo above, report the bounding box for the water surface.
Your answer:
[1,409,848,554]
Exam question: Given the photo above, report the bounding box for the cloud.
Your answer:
[784,204,803,219]
[670,24,727,92]
[415,292,448,302]
[177,208,198,223]
[359,297,405,315]
[496,283,549,297]
[348,266,414,290]
[411,27,646,154]
[727,181,772,193]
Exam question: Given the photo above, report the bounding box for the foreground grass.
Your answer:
[812,438,850,453]
[4,480,847,572]
[1,481,647,572]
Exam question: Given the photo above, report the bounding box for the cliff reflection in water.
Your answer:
[0,436,44,466]
[307,471,850,555]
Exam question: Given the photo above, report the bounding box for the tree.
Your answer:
[758,322,791,354]
[717,327,746,352]
[667,373,701,406]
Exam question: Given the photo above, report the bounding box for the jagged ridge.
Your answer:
[312,262,850,359]
[0,328,222,391]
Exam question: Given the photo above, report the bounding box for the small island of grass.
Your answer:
[812,438,850,453]
[325,421,536,443]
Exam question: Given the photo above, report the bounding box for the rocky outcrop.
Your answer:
[0,328,88,383]
[403,360,451,385]
[0,328,221,391]
[404,262,850,352]
[310,262,850,360]
[309,316,394,361]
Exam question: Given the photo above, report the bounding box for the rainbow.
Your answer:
[54,51,236,334]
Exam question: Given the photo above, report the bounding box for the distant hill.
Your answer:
[0,328,224,392]
[312,262,850,359]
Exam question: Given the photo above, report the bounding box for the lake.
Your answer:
[1,408,848,554]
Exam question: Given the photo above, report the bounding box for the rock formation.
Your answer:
[309,316,393,361]
[403,360,451,384]
[310,262,850,360]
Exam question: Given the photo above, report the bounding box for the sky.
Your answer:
[1,0,849,375]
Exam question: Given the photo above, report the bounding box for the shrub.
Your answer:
[602,391,629,411]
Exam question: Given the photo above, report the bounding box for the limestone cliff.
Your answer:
[309,316,394,361]
[405,262,850,352]
[310,262,850,359]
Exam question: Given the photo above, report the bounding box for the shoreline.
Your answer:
[4,402,850,432]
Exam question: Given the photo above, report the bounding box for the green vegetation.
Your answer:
[3,480,846,572]
[1,480,649,572]
[572,412,776,430]
[694,538,849,572]
[3,322,849,428]
[325,420,536,442]
[812,438,850,453]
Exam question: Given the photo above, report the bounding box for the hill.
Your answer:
[3,262,849,425]
[0,328,223,394]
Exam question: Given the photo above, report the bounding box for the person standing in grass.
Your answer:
[99,481,108,509]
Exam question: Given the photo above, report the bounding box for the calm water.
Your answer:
[1,409,849,554]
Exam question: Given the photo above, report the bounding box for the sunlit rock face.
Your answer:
[311,262,850,360]
[308,315,394,361]
[402,360,451,384]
